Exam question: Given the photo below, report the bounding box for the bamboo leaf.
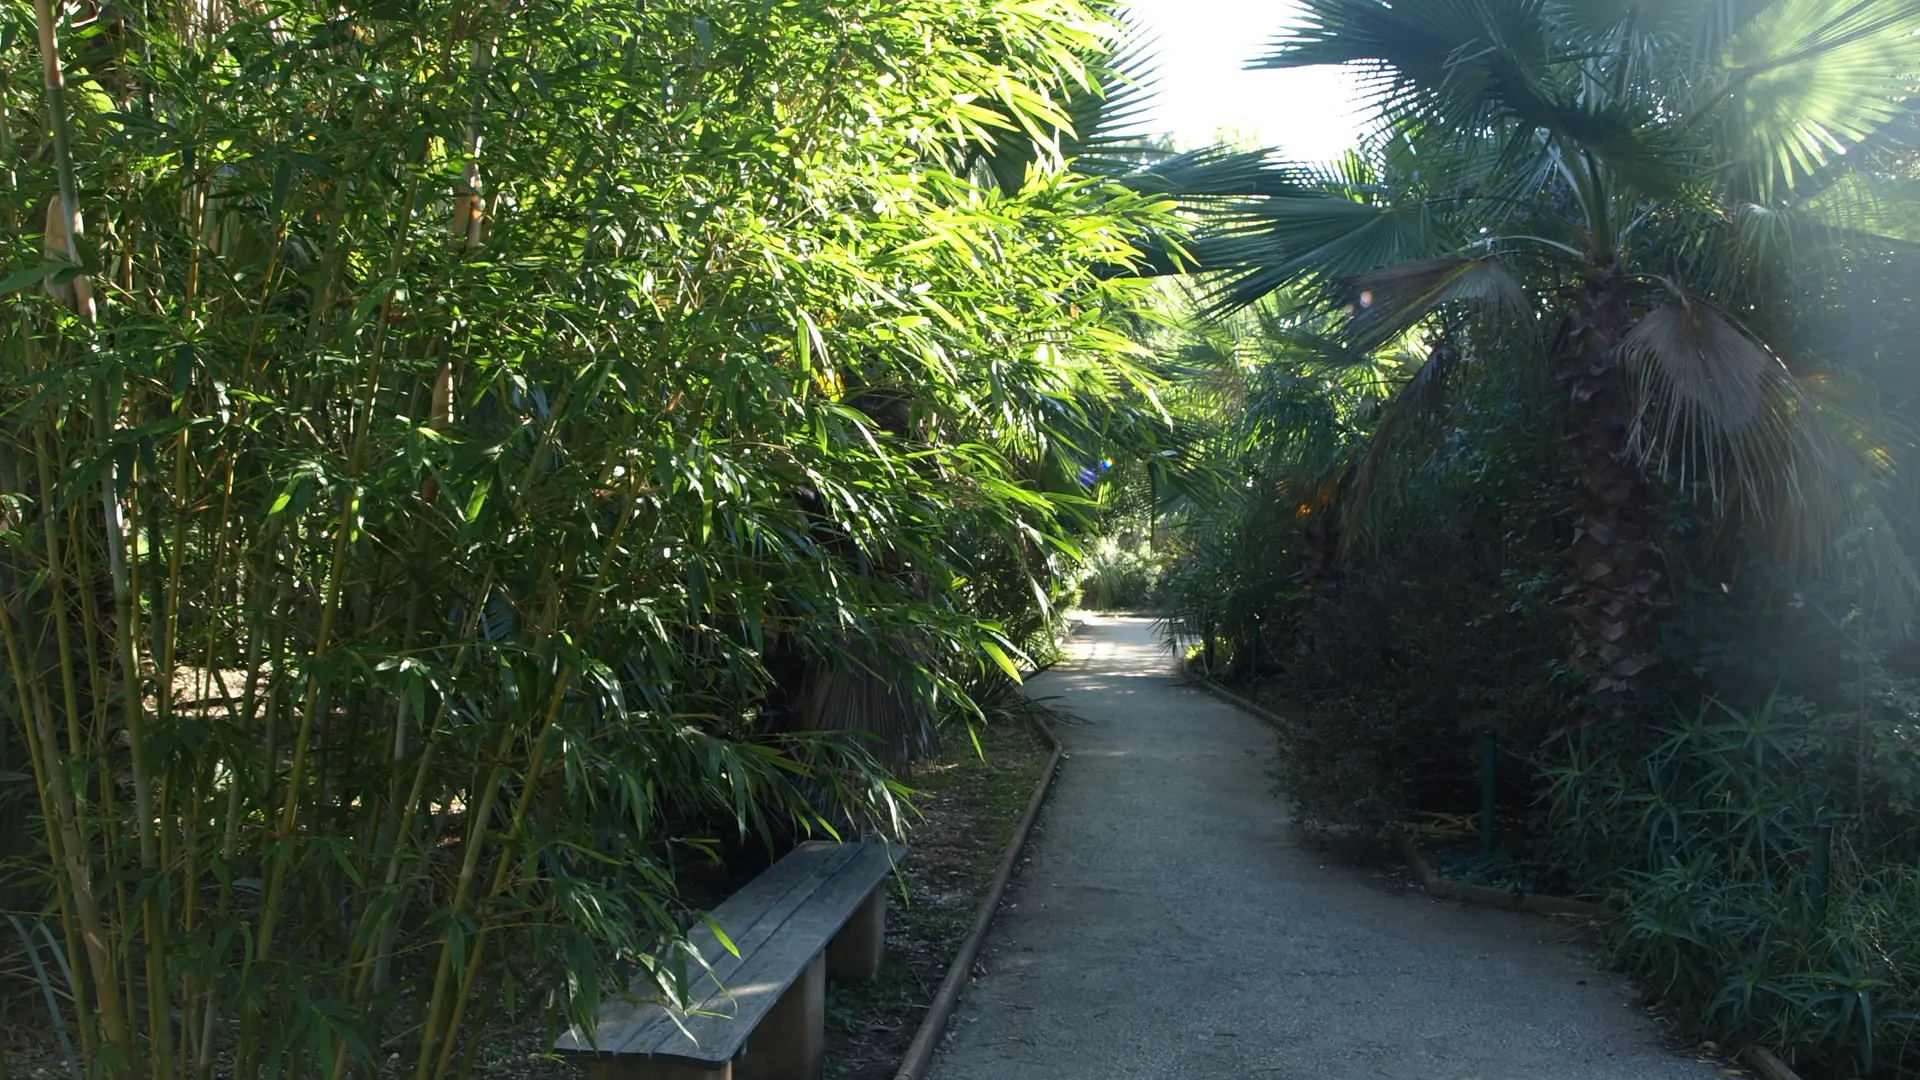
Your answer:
[0,262,65,294]
[980,640,1024,684]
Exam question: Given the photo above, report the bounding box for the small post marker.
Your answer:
[1811,820,1832,920]
[1480,732,1497,858]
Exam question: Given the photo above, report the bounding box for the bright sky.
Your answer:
[1120,0,1370,160]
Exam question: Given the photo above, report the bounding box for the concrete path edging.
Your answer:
[1734,1041,1804,1080]
[1394,835,1607,919]
[892,713,1063,1080]
[1192,677,1287,728]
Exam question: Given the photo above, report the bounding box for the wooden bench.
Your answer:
[557,840,899,1080]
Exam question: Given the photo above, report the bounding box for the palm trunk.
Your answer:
[1293,487,1341,666]
[1556,266,1664,698]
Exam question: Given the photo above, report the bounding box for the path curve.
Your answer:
[926,614,1717,1080]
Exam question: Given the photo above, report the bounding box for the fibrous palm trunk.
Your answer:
[1555,266,1664,697]
[1292,485,1342,667]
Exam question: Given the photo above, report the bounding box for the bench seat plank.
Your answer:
[596,843,870,1057]
[559,841,897,1066]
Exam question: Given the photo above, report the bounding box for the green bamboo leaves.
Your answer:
[0,0,1173,1075]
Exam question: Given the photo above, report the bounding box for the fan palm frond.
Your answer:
[1716,0,1920,198]
[1339,341,1458,550]
[1622,300,1797,497]
[799,638,939,767]
[1347,256,1532,351]
[1253,0,1556,137]
[1620,296,1914,601]
[1196,192,1459,314]
[1121,145,1314,197]
[1067,29,1177,176]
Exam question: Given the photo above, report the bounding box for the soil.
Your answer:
[820,716,1052,1080]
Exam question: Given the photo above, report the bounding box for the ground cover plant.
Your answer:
[0,0,1179,1074]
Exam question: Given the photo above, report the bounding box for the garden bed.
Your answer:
[465,713,1056,1080]
[821,715,1053,1080]
[0,715,1053,1080]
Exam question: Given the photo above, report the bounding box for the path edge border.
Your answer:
[1731,1041,1804,1080]
[1198,677,1805,1080]
[1394,834,1607,919]
[1191,677,1286,728]
[890,713,1064,1080]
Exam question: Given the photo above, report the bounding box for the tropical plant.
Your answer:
[1183,0,1920,698]
[1074,538,1157,609]
[1547,696,1920,1076]
[1148,280,1413,675]
[0,0,1178,1074]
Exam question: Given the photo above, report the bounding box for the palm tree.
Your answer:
[1178,0,1920,697]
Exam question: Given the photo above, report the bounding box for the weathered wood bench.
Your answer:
[557,840,899,1080]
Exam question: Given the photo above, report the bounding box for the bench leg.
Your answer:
[825,885,886,984]
[738,952,824,1080]
[585,1060,730,1080]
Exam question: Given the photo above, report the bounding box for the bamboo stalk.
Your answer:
[119,445,177,1080]
[30,430,88,840]
[0,606,132,1068]
[32,0,89,321]
[252,159,422,995]
[356,576,500,1021]
[0,560,90,1064]
[426,471,643,1070]
[27,2,147,1072]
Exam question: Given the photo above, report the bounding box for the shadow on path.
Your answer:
[925,613,1717,1080]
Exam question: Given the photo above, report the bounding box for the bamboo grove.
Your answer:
[0,0,1177,1073]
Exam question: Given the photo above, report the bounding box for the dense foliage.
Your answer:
[1547,698,1920,1075]
[1142,0,1920,1074]
[0,0,1176,1073]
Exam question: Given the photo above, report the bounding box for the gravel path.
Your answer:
[925,613,1719,1080]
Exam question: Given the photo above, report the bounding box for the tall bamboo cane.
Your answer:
[26,2,145,1073]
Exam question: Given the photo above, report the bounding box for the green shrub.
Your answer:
[1546,697,1920,1077]
[1076,539,1158,610]
[1268,525,1570,833]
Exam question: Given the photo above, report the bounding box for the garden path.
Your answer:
[924,613,1719,1080]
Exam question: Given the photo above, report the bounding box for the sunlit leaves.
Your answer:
[0,0,1174,1072]
[1718,0,1920,197]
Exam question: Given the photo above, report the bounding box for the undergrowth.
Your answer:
[1075,539,1158,611]
[1544,696,1920,1077]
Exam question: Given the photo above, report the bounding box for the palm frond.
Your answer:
[1253,0,1557,138]
[1716,0,1920,197]
[1800,173,1920,245]
[1623,301,1788,486]
[1194,193,1458,314]
[1620,297,1915,604]
[1541,94,1697,196]
[1120,145,1314,197]
[1067,29,1177,176]
[1340,341,1459,550]
[1348,256,1532,351]
[969,21,1175,193]
[1550,0,1721,51]
[799,639,938,766]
